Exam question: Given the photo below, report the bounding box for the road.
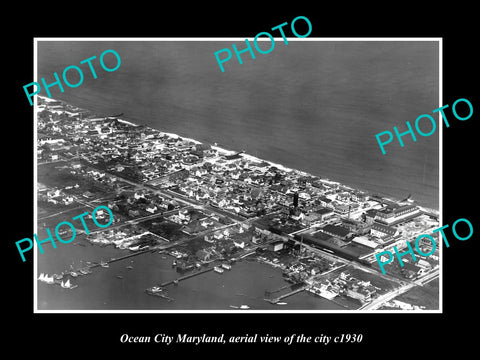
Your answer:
[82,159,251,224]
[415,268,439,286]
[359,282,416,310]
[297,240,407,286]
[42,157,253,230]
[44,154,439,298]
[55,163,263,253]
[359,268,439,310]
[38,204,88,221]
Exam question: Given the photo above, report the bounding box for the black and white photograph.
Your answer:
[6,6,478,355]
[33,39,441,312]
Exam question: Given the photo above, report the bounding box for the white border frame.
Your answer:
[33,37,443,314]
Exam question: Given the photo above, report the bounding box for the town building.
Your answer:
[268,240,285,252]
[315,207,335,221]
[346,286,373,303]
[321,224,351,240]
[370,222,398,239]
[364,209,378,224]
[352,235,379,249]
[374,204,421,225]
[318,196,334,209]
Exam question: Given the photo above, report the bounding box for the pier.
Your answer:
[264,284,292,298]
[264,282,308,304]
[98,249,153,266]
[159,267,214,287]
[59,248,153,277]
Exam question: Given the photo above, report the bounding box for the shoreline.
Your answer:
[37,95,439,214]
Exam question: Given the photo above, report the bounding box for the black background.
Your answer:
[5,4,478,356]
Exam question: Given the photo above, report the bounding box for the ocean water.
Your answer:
[36,40,439,310]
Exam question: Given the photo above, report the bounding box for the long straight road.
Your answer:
[359,269,439,310]
[359,282,416,310]
[89,162,246,222]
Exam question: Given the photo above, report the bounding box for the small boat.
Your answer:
[61,279,78,289]
[116,275,124,279]
[214,266,224,274]
[70,271,79,277]
[221,263,231,270]
[66,279,78,289]
[38,273,45,281]
[172,260,177,267]
[79,268,91,275]
[240,305,250,309]
[126,265,133,270]
[43,274,55,284]
[145,286,164,295]
[277,302,288,306]
[229,305,239,309]
[100,259,109,268]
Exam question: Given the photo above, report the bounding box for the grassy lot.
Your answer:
[37,200,82,218]
[392,278,439,310]
[37,203,118,235]
[139,218,193,242]
[253,213,282,229]
[38,161,113,199]
[37,205,94,230]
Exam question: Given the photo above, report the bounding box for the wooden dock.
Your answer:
[61,248,153,277]
[264,283,308,304]
[160,267,215,287]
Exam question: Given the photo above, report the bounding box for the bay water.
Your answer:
[36,40,439,310]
